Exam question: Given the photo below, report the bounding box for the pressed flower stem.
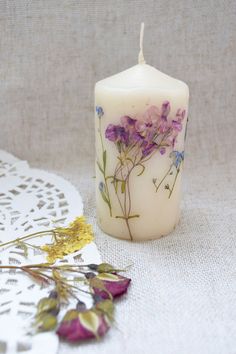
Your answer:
[154,163,174,193]
[113,154,139,241]
[169,168,180,198]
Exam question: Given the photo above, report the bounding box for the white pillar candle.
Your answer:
[95,24,189,241]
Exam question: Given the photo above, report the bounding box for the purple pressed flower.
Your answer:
[158,117,171,134]
[104,102,186,171]
[105,124,129,145]
[121,115,137,128]
[172,120,182,132]
[144,105,160,122]
[130,131,144,144]
[176,108,186,122]
[117,126,129,145]
[159,147,166,155]
[142,143,157,157]
[161,101,170,120]
[57,309,110,342]
[105,124,118,142]
[96,106,104,118]
[92,273,131,299]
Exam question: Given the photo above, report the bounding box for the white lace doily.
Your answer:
[0,150,101,354]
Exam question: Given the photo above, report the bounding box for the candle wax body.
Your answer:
[95,64,189,241]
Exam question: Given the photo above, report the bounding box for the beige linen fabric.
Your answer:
[0,1,236,353]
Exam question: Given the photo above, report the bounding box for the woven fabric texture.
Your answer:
[0,1,236,353]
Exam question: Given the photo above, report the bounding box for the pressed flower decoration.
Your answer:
[96,102,186,240]
[0,217,131,343]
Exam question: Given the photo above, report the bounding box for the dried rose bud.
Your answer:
[91,273,131,299]
[57,309,110,342]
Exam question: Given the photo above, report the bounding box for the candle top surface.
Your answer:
[96,64,189,93]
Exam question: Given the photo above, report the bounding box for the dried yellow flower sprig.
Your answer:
[0,216,94,263]
[41,217,94,262]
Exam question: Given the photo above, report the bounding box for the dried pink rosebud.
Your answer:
[92,273,131,299]
[57,309,110,342]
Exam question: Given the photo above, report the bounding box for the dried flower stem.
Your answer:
[0,263,94,297]
[168,168,180,198]
[153,163,174,193]
[0,230,54,249]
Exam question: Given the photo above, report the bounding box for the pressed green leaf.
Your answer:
[115,179,118,193]
[121,181,126,193]
[127,214,140,219]
[103,150,107,170]
[96,161,104,174]
[100,190,110,207]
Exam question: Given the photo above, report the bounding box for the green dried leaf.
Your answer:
[97,273,120,281]
[96,299,114,322]
[36,313,57,332]
[89,277,112,299]
[79,311,99,337]
[100,190,110,208]
[37,298,58,314]
[62,309,79,322]
[103,150,107,170]
[121,181,126,193]
[90,277,106,290]
[115,179,118,193]
[96,161,104,174]
[97,263,115,273]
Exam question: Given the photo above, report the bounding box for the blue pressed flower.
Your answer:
[99,182,105,192]
[172,151,184,168]
[96,106,104,118]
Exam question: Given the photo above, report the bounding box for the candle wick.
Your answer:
[138,22,146,65]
